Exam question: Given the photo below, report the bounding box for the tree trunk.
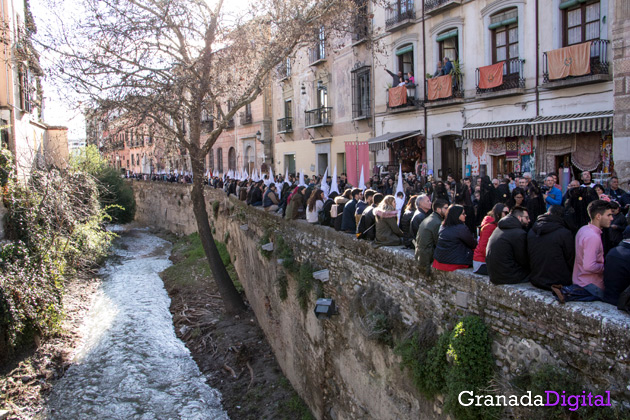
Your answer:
[190,155,246,315]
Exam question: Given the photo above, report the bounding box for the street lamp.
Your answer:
[256,130,262,143]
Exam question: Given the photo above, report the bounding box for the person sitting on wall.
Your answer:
[603,227,630,306]
[473,203,508,276]
[333,189,352,231]
[341,188,363,233]
[399,195,419,248]
[355,189,375,226]
[285,185,306,220]
[357,193,384,241]
[486,206,531,284]
[321,191,338,227]
[411,194,432,241]
[374,195,404,247]
[262,183,280,212]
[415,199,450,273]
[306,189,325,224]
[552,200,613,303]
[432,205,477,272]
[250,181,264,207]
[527,205,575,290]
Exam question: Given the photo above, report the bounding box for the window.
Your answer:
[228,147,236,170]
[217,148,223,173]
[351,66,371,119]
[284,100,292,119]
[318,26,326,60]
[396,44,414,76]
[209,149,214,172]
[563,1,600,46]
[317,85,328,109]
[491,9,518,64]
[353,0,369,41]
[437,30,458,62]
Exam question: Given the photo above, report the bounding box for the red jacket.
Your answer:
[473,216,497,263]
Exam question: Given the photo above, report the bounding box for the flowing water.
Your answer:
[46,228,228,420]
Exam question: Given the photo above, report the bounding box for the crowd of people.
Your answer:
[130,168,630,309]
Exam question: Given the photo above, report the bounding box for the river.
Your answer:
[45,228,228,420]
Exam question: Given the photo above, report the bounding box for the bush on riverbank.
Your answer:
[0,156,115,359]
[70,145,136,223]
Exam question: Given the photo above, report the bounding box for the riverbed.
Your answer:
[45,228,228,420]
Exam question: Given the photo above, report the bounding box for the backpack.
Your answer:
[330,204,339,218]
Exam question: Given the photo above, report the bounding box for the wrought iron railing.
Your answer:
[386,85,419,110]
[277,62,291,79]
[385,0,415,30]
[227,118,235,129]
[353,17,369,42]
[309,44,326,64]
[424,74,464,102]
[425,0,458,12]
[277,117,293,133]
[476,58,525,94]
[305,107,332,127]
[543,39,609,83]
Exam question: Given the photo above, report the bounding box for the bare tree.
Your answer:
[37,0,356,314]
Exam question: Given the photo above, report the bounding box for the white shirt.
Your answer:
[306,200,323,223]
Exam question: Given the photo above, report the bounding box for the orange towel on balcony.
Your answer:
[547,41,592,80]
[388,85,407,107]
[478,62,504,89]
[427,75,453,101]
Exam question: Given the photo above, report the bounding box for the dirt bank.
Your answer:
[159,232,314,420]
[0,274,101,419]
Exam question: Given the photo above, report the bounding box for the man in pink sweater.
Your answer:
[571,200,614,298]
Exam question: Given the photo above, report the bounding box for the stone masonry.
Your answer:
[132,181,630,420]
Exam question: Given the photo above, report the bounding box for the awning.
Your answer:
[436,29,458,42]
[530,111,613,136]
[368,130,422,152]
[462,119,532,139]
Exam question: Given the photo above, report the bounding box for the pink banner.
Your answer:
[345,141,370,188]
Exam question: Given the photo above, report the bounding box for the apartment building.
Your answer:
[271,11,375,187]
[369,0,619,185]
[204,85,273,177]
[0,0,68,177]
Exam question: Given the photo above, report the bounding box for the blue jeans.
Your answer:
[555,284,603,302]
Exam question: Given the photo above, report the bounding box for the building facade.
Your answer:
[365,0,617,185]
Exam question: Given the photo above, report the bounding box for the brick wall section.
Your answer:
[131,181,630,420]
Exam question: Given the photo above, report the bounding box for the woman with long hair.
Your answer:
[306,189,325,224]
[472,203,508,275]
[374,195,404,246]
[432,205,477,271]
[476,175,497,226]
[432,181,450,203]
[526,181,545,228]
[399,194,418,245]
[506,187,526,210]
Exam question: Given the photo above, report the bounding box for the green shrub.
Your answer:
[296,262,314,311]
[276,272,288,301]
[396,316,499,420]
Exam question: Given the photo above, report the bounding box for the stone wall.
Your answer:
[132,181,630,419]
[613,0,630,184]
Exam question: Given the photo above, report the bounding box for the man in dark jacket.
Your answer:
[527,206,574,290]
[341,188,362,233]
[357,193,383,241]
[415,199,449,272]
[486,206,531,284]
[603,227,630,305]
[410,194,432,241]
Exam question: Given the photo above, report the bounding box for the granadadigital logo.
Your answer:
[458,390,612,412]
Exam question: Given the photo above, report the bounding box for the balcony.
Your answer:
[227,118,235,129]
[277,62,291,80]
[305,107,332,128]
[240,112,252,125]
[277,117,293,133]
[352,15,369,44]
[424,74,464,108]
[424,0,462,15]
[542,39,611,90]
[309,45,326,66]
[385,0,415,32]
[476,58,525,99]
[386,85,421,113]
